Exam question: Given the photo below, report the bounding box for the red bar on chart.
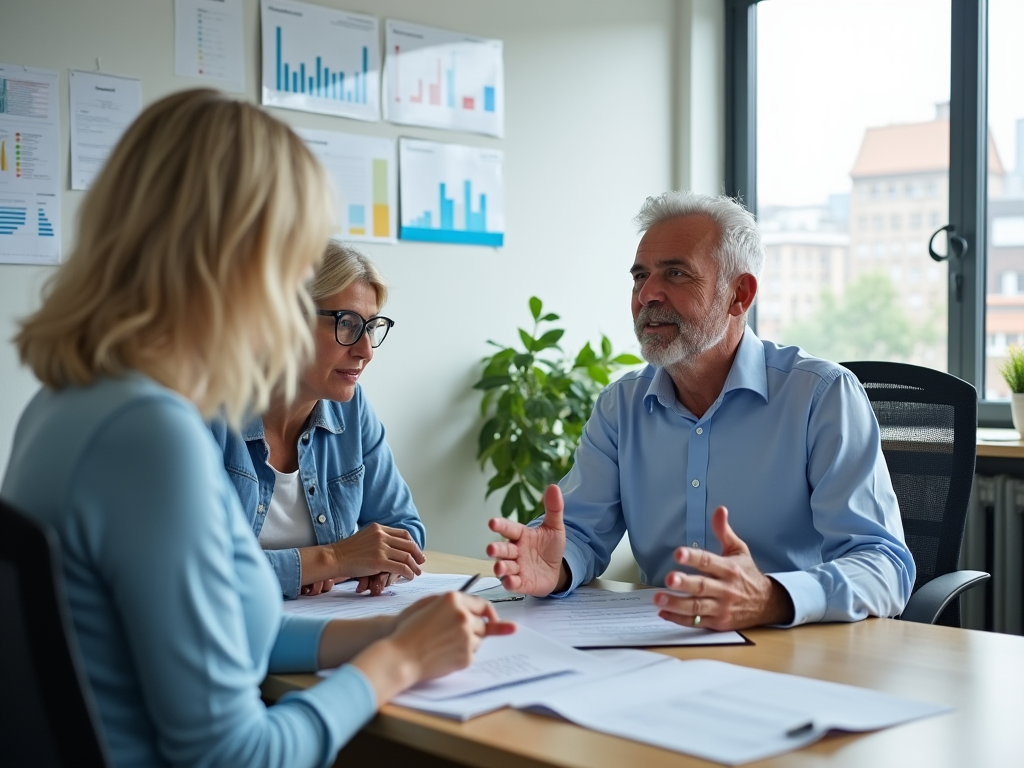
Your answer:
[462,97,474,109]
[428,59,441,105]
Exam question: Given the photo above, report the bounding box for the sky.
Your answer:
[756,0,1024,207]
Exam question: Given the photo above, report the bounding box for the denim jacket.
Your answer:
[209,386,425,598]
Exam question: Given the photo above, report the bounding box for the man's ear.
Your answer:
[728,273,758,317]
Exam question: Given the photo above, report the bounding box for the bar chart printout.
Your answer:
[399,138,504,247]
[384,20,504,138]
[297,128,397,244]
[0,63,60,265]
[260,0,380,121]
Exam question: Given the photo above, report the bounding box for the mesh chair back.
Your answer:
[841,362,977,627]
[0,499,110,767]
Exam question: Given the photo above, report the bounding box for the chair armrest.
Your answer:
[900,570,990,624]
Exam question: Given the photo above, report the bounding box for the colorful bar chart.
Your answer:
[297,128,396,244]
[384,20,504,137]
[399,139,504,247]
[260,0,379,121]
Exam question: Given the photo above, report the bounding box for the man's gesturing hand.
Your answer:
[485,485,568,597]
[655,506,795,631]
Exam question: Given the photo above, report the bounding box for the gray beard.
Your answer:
[634,304,729,368]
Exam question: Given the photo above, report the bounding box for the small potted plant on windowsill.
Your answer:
[998,345,1024,433]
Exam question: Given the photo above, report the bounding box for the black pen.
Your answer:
[458,573,481,592]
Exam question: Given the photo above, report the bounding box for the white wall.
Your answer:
[0,0,724,560]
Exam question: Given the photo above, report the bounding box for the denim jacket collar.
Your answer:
[240,399,347,442]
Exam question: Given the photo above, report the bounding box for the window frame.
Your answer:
[725,0,1007,425]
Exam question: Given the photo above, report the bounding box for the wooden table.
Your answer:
[263,552,1024,768]
[977,427,1024,459]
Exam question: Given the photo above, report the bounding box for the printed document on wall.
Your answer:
[399,138,504,247]
[0,64,61,265]
[296,128,397,244]
[261,0,380,121]
[384,19,504,137]
[174,0,246,93]
[70,71,142,191]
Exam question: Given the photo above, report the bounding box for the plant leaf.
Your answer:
[518,328,536,352]
[473,375,512,390]
[612,353,644,365]
[539,313,560,322]
[529,296,542,320]
[535,329,565,350]
[500,482,524,518]
[601,336,612,358]
[574,342,597,368]
[587,365,610,386]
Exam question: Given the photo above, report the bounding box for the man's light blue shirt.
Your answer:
[549,329,915,626]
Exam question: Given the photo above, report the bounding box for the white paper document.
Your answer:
[280,573,501,620]
[174,0,246,93]
[393,648,671,721]
[495,587,747,647]
[69,71,142,190]
[0,63,61,265]
[400,626,589,701]
[520,659,951,766]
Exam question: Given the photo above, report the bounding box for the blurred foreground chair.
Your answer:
[0,498,110,767]
[842,361,989,626]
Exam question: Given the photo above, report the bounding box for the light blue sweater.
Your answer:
[1,374,376,767]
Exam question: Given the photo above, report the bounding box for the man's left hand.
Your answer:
[655,506,794,631]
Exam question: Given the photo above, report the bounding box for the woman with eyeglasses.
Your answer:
[1,89,513,767]
[211,241,424,599]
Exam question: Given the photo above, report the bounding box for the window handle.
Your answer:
[928,224,968,302]
[928,224,968,262]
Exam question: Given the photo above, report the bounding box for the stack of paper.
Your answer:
[518,659,951,765]
[281,573,501,620]
[495,587,748,647]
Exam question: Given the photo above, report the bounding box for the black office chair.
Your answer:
[841,361,989,627]
[0,498,110,767]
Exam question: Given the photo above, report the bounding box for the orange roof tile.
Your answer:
[850,119,1004,177]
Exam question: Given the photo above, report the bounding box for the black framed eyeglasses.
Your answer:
[316,310,394,348]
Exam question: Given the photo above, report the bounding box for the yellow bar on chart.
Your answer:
[1,141,6,172]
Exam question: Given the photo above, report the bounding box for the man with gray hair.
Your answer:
[486,190,915,630]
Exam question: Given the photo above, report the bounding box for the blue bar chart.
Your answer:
[399,139,504,247]
[260,0,379,121]
[384,20,504,138]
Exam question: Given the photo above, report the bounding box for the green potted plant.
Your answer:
[999,345,1024,433]
[473,297,642,523]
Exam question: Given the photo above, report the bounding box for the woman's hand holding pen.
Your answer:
[352,591,516,703]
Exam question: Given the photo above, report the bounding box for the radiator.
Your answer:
[959,474,1024,635]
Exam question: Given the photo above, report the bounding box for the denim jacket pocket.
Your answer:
[327,464,365,538]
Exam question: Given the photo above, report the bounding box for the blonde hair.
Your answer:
[16,89,334,427]
[309,240,388,309]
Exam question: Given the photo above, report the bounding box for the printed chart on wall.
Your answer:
[297,128,396,244]
[174,0,246,93]
[69,71,142,191]
[0,64,60,265]
[260,0,379,121]
[399,138,504,247]
[384,20,504,138]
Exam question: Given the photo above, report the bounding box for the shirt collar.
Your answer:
[240,399,346,441]
[642,327,769,414]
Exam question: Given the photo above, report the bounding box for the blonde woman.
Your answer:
[0,89,512,767]
[211,242,426,599]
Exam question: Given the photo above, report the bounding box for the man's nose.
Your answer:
[636,274,664,306]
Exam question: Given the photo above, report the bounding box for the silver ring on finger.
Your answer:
[693,614,701,627]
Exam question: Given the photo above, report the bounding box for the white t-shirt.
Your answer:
[258,465,317,550]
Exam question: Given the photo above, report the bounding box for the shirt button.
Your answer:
[317,514,326,524]
[691,479,699,488]
[308,486,316,495]
[696,427,703,435]
[301,432,310,444]
[257,504,265,514]
[692,541,699,548]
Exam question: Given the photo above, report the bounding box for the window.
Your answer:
[727,0,1010,423]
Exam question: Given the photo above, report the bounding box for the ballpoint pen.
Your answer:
[458,573,481,592]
